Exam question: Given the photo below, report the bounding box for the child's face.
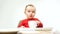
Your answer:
[25,6,36,19]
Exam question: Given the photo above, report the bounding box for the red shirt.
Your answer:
[18,18,43,28]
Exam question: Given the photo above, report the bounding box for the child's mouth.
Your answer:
[30,15,33,17]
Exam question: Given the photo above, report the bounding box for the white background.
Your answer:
[0,0,60,31]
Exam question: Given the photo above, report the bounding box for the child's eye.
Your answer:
[32,11,35,13]
[28,11,30,13]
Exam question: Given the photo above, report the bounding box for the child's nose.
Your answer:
[30,12,33,14]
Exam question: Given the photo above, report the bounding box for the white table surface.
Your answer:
[0,27,52,34]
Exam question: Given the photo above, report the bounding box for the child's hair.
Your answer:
[25,4,35,10]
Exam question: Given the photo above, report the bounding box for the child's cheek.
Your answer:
[26,12,30,16]
[32,13,35,16]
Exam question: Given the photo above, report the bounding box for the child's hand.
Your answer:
[35,20,43,28]
[35,20,41,26]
